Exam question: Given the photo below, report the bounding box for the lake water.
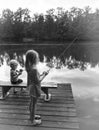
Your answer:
[0,43,66,61]
[0,41,99,130]
[0,41,99,63]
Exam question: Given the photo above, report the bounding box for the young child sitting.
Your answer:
[10,59,23,93]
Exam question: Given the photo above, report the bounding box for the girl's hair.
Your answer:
[25,50,39,72]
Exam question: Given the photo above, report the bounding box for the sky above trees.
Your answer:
[0,0,98,14]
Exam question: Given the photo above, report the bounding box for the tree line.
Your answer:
[0,6,99,42]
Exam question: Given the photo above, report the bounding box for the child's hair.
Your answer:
[10,59,18,69]
[25,50,39,72]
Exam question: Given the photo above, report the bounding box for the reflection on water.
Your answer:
[1,41,99,63]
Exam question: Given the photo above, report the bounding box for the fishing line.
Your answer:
[58,21,96,59]
[58,35,79,59]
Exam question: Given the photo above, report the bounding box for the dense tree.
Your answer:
[44,9,56,40]
[0,9,14,40]
[10,8,31,41]
[0,6,99,42]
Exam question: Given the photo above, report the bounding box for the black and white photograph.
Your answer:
[0,0,98,130]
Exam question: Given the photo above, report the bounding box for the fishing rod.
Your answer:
[44,36,79,71]
[43,20,96,71]
[58,36,79,59]
[58,21,96,60]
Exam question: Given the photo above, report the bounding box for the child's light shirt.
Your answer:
[10,69,19,83]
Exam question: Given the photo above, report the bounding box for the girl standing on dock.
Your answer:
[25,49,48,126]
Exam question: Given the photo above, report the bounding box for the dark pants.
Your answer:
[11,79,23,84]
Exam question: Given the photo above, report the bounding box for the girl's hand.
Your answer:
[40,70,49,82]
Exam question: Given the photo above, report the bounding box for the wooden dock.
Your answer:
[0,83,79,130]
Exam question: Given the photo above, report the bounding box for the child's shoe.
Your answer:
[32,119,42,126]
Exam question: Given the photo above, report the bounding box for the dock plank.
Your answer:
[0,118,79,129]
[0,83,79,130]
[0,124,78,130]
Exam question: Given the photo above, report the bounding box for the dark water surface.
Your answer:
[0,43,66,60]
[0,41,99,62]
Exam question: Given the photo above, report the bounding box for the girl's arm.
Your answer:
[40,70,49,82]
[34,69,49,84]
